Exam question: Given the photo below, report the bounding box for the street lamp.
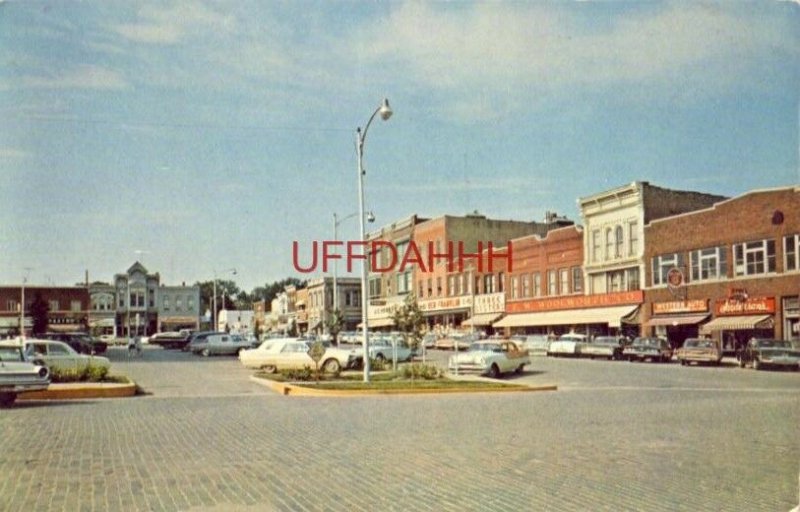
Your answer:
[19,269,31,340]
[213,268,237,332]
[333,210,375,345]
[356,98,393,383]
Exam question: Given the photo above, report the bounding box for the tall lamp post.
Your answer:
[19,270,30,340]
[333,210,375,345]
[213,268,237,332]
[356,98,393,383]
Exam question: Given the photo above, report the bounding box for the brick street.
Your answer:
[1,346,798,511]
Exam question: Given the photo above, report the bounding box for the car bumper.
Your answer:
[448,363,489,375]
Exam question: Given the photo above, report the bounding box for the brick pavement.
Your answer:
[1,347,798,511]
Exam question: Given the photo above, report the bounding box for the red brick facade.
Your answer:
[644,187,800,347]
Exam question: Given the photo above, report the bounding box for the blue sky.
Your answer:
[1,1,798,292]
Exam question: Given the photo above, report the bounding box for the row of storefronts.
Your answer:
[361,184,800,348]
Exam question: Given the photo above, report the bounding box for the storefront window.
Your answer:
[733,239,776,276]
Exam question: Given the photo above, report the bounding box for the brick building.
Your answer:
[643,186,800,350]
[0,286,90,336]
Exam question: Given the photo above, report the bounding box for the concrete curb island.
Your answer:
[250,375,558,397]
[18,381,137,400]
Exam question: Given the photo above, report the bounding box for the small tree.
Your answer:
[392,295,426,351]
[324,309,344,345]
[30,292,50,336]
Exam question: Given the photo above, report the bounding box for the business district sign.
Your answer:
[715,296,775,316]
[506,290,644,314]
[652,300,708,315]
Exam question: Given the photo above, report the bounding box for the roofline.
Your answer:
[647,184,800,227]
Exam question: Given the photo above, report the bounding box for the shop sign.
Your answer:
[652,300,708,315]
[473,293,505,315]
[715,296,775,316]
[418,295,472,312]
[506,290,644,314]
[367,296,405,320]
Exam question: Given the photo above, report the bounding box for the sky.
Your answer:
[1,1,798,293]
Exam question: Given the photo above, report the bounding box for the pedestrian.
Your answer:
[128,336,142,357]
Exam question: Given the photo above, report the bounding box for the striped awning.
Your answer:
[647,314,709,327]
[461,313,503,327]
[700,315,774,333]
[494,305,639,329]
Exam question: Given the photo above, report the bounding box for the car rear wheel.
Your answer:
[374,353,385,362]
[201,348,210,357]
[515,364,524,374]
[323,358,341,374]
[487,364,500,379]
[261,364,277,374]
[752,358,761,370]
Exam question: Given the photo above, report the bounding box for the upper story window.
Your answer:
[397,271,411,295]
[533,273,542,297]
[521,275,530,297]
[785,234,800,271]
[628,221,639,256]
[482,275,495,294]
[49,300,60,311]
[7,300,18,312]
[162,296,170,310]
[591,230,601,263]
[510,276,519,299]
[733,239,775,277]
[547,270,557,296]
[605,229,614,260]
[70,300,82,312]
[652,253,683,286]
[572,267,583,294]
[447,275,456,296]
[614,225,624,259]
[690,246,727,282]
[497,272,504,293]
[559,269,569,295]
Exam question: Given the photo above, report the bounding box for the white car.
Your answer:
[239,338,362,374]
[448,340,531,378]
[195,333,253,357]
[369,337,413,363]
[547,333,587,357]
[23,339,111,372]
[0,343,51,407]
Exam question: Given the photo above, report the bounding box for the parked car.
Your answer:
[0,342,51,407]
[39,332,108,354]
[581,336,626,360]
[422,333,437,350]
[239,338,362,374]
[195,333,253,357]
[547,333,587,357]
[436,333,478,351]
[149,331,192,350]
[368,337,413,362]
[623,337,672,362]
[448,340,530,378]
[22,339,111,372]
[183,331,221,352]
[676,338,723,366]
[738,338,800,371]
[520,334,555,356]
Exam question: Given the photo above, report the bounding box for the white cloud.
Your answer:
[112,1,235,44]
[20,64,128,90]
[0,148,30,161]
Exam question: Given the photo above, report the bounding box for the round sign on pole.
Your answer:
[666,267,684,289]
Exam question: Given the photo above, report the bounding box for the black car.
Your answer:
[39,332,108,355]
[149,331,192,350]
[737,338,800,371]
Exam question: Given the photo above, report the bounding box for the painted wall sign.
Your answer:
[715,296,775,316]
[506,290,644,314]
[652,300,708,315]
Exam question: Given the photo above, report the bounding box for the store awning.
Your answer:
[700,315,774,333]
[461,313,503,327]
[494,305,639,329]
[359,318,395,328]
[646,313,709,327]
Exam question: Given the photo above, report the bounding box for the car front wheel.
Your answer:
[487,364,500,378]
[323,358,341,374]
[752,358,761,370]
[201,348,210,357]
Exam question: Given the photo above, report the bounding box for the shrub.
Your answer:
[400,363,443,380]
[281,366,314,381]
[369,358,387,371]
[48,364,110,383]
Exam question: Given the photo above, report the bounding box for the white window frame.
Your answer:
[784,234,800,272]
[733,239,776,277]
[547,270,557,296]
[690,246,727,282]
[651,253,682,286]
[572,267,583,294]
[628,221,639,256]
[559,269,569,295]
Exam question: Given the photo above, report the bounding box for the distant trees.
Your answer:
[29,292,50,336]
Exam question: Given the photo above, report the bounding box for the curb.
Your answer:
[250,375,557,397]
[18,381,137,400]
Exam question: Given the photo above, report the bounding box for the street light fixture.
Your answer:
[356,98,392,383]
[213,268,237,332]
[332,210,375,346]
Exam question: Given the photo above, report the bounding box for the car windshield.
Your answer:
[594,337,617,344]
[634,338,659,346]
[0,346,25,362]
